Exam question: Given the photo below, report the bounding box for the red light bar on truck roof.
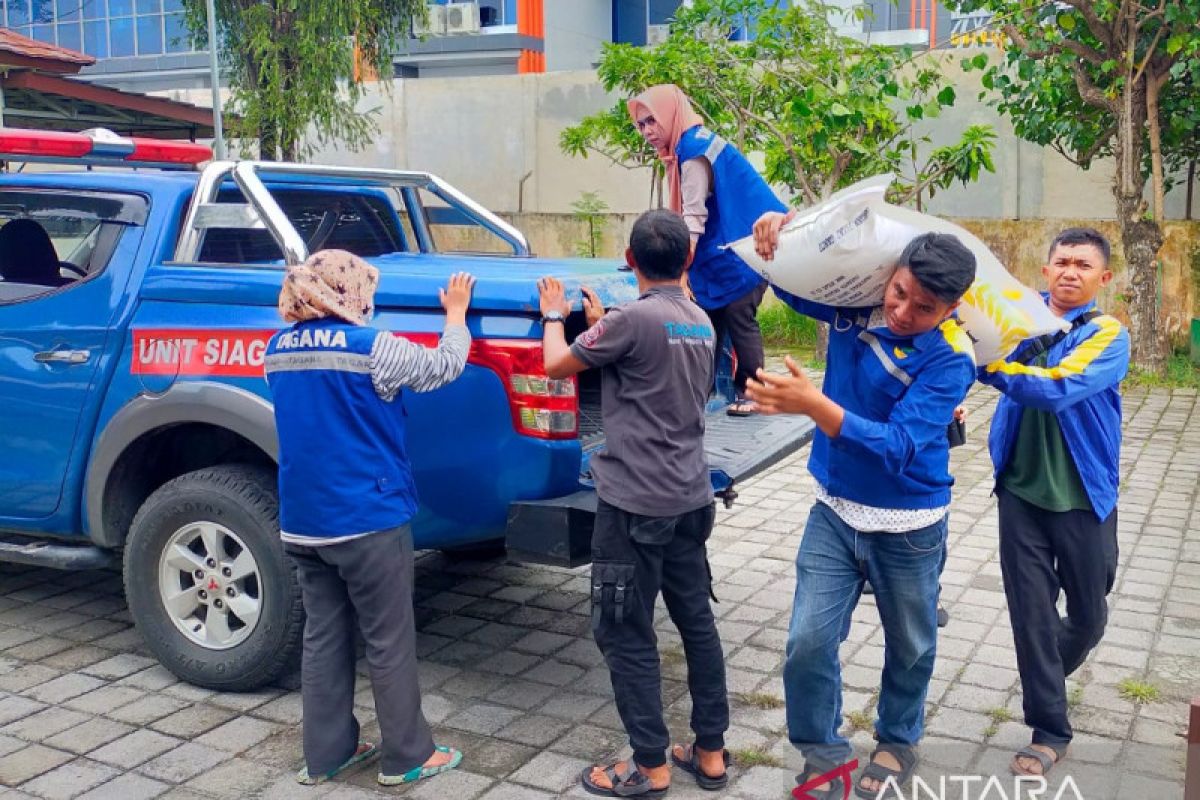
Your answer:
[0,127,212,169]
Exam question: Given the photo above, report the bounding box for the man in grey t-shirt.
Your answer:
[538,210,730,797]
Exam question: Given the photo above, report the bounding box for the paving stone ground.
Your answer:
[0,385,1195,799]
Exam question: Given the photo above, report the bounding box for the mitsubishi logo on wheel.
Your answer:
[208,578,219,591]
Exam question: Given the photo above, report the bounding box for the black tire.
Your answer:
[123,464,302,691]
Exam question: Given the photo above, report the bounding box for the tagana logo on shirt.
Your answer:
[579,321,606,349]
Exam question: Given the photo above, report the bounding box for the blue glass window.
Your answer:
[107,0,132,15]
[135,0,159,13]
[32,0,54,23]
[56,0,81,20]
[164,11,189,52]
[136,14,161,53]
[82,0,103,20]
[503,0,514,23]
[32,23,54,41]
[109,15,134,55]
[57,20,82,49]
[7,0,32,26]
[162,0,182,11]
[82,18,107,55]
[648,0,680,25]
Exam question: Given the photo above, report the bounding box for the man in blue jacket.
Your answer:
[978,228,1129,779]
[749,222,978,799]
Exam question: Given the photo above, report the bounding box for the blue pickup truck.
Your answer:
[0,127,812,689]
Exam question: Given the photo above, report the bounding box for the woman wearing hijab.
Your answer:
[264,250,474,788]
[629,83,787,416]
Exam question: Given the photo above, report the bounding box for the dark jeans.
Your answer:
[285,525,435,776]
[784,502,946,766]
[590,499,727,768]
[705,282,767,397]
[998,488,1118,746]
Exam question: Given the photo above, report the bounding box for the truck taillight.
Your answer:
[471,339,578,440]
[393,334,578,440]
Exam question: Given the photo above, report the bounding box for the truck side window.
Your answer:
[0,190,143,302]
[197,189,406,263]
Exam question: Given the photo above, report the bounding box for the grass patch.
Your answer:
[1117,677,1161,704]
[758,297,818,350]
[986,707,1014,724]
[731,746,784,769]
[1067,685,1084,710]
[737,691,785,710]
[844,709,874,733]
[983,723,999,738]
[1124,352,1200,390]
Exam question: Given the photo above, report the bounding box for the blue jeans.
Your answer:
[784,502,946,766]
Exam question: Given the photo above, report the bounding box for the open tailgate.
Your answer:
[505,409,814,567]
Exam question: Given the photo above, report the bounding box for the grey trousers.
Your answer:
[285,525,434,776]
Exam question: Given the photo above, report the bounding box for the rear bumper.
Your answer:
[505,490,596,568]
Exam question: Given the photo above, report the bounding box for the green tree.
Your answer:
[560,0,996,210]
[570,191,611,257]
[183,0,423,161]
[948,0,1200,371]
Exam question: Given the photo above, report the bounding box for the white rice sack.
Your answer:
[727,174,1066,364]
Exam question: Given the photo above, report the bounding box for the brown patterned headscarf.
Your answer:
[278,249,379,326]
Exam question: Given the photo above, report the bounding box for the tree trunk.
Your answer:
[259,121,280,161]
[1113,76,1167,374]
[1145,71,1166,223]
[1187,159,1196,221]
[814,322,829,365]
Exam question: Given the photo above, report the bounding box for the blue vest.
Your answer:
[264,319,418,540]
[676,125,787,309]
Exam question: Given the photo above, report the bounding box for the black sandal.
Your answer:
[1009,743,1066,777]
[580,761,669,798]
[671,743,730,790]
[726,399,757,417]
[855,743,917,799]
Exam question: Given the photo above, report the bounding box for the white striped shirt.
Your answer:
[369,325,471,401]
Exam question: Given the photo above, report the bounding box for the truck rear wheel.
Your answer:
[123,464,302,691]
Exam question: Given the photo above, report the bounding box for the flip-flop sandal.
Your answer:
[671,743,731,790]
[296,741,378,785]
[377,745,462,786]
[855,743,918,799]
[1009,744,1066,777]
[580,761,669,798]
[726,400,757,417]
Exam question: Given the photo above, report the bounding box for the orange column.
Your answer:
[930,0,938,48]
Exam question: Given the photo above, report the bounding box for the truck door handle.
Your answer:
[34,349,90,365]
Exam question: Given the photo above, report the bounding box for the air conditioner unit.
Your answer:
[414,4,446,37]
[646,24,670,46]
[444,2,481,35]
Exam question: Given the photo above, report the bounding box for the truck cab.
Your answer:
[0,127,813,689]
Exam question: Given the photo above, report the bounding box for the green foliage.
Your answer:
[731,747,784,768]
[181,0,423,161]
[758,297,818,349]
[1117,677,1162,704]
[949,0,1200,201]
[570,191,610,258]
[844,710,874,733]
[1124,352,1200,389]
[737,691,785,709]
[560,0,997,208]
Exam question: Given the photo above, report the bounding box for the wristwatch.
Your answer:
[541,310,565,326]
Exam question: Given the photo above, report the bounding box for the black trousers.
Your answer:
[590,499,728,768]
[285,525,435,776]
[705,282,767,397]
[997,488,1118,746]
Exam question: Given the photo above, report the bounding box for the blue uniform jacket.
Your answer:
[676,125,786,310]
[777,291,977,510]
[979,298,1129,521]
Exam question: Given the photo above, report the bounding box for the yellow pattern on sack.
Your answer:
[984,315,1122,379]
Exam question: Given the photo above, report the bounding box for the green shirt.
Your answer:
[1000,356,1092,512]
